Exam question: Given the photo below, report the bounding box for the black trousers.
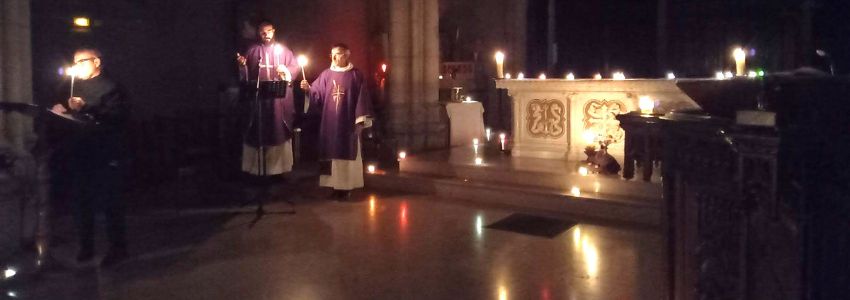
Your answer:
[70,162,127,252]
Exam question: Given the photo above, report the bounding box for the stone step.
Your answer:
[399,146,662,200]
[366,171,661,226]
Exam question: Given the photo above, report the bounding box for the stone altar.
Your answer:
[495,79,698,160]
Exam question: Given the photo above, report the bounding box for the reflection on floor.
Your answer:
[3,182,666,300]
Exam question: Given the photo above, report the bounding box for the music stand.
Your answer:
[239,77,296,225]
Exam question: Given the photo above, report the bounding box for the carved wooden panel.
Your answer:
[525,99,566,139]
[583,99,626,143]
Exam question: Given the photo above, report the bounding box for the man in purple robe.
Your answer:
[300,43,374,198]
[236,21,300,176]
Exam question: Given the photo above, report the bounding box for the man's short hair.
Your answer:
[258,20,275,29]
[74,47,102,59]
[332,43,351,55]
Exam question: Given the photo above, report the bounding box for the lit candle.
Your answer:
[715,71,725,80]
[570,186,581,197]
[517,72,525,79]
[297,54,308,80]
[499,133,507,151]
[472,138,479,146]
[582,130,597,147]
[747,70,757,78]
[66,66,77,98]
[733,47,746,76]
[398,151,407,160]
[578,166,589,176]
[538,73,546,80]
[485,128,492,141]
[724,71,734,79]
[265,52,271,79]
[367,164,376,174]
[494,51,505,79]
[593,73,602,80]
[474,157,483,165]
[666,72,676,79]
[504,73,512,79]
[381,63,387,73]
[612,72,625,80]
[638,96,655,114]
[566,73,575,80]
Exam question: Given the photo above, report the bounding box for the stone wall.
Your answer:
[1,0,34,260]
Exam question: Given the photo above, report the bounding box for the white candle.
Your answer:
[472,138,479,146]
[297,55,309,79]
[494,51,505,79]
[265,52,271,79]
[566,73,575,80]
[499,133,507,151]
[485,128,492,141]
[733,47,746,76]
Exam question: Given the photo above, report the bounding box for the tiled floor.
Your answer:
[3,181,666,300]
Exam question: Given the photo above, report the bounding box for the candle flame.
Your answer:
[666,72,676,79]
[517,72,525,79]
[538,73,546,79]
[638,96,655,114]
[504,73,512,79]
[593,73,602,80]
[65,66,78,77]
[566,73,575,80]
[367,165,376,174]
[73,17,90,27]
[494,51,505,63]
[297,55,308,67]
[733,47,746,61]
[381,63,387,73]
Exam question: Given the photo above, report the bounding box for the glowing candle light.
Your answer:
[465,96,473,102]
[474,157,483,165]
[4,268,16,279]
[398,151,407,160]
[494,51,505,78]
[715,71,726,80]
[485,128,492,141]
[593,73,602,80]
[566,73,575,80]
[65,65,78,97]
[578,166,589,176]
[73,17,90,27]
[296,54,308,80]
[666,72,676,79]
[381,63,387,73]
[724,71,734,79]
[538,73,546,80]
[582,130,597,146]
[367,164,376,174]
[472,138,479,146]
[438,75,443,79]
[504,73,512,79]
[612,72,625,80]
[733,47,746,76]
[638,96,655,114]
[499,133,507,151]
[517,72,525,79]
[747,70,757,78]
[570,186,581,197]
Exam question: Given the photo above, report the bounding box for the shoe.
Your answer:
[76,248,94,263]
[100,248,128,267]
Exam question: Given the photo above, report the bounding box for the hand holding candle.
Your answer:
[66,65,78,97]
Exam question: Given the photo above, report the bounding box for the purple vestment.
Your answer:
[307,67,374,160]
[239,42,300,147]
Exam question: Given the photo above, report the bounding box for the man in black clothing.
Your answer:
[50,48,129,267]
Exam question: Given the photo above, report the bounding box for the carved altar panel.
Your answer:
[525,99,566,139]
[583,99,627,144]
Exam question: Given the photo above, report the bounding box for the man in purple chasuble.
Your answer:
[300,44,374,198]
[236,21,300,176]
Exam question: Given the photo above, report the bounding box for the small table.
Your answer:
[616,112,663,181]
[445,101,485,146]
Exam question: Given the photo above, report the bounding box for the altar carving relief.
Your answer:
[583,99,627,143]
[525,99,566,139]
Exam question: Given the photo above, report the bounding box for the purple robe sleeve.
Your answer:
[306,71,328,115]
[355,70,374,121]
[280,47,300,80]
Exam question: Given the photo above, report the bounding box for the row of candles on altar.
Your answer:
[491,47,763,81]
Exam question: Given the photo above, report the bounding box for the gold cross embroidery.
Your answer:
[332,80,345,109]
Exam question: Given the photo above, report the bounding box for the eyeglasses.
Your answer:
[74,57,97,64]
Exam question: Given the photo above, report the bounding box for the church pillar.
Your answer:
[0,0,36,260]
[387,0,446,151]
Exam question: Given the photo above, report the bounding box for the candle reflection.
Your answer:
[475,215,484,237]
[369,195,377,218]
[400,202,409,229]
[498,285,508,300]
[582,237,600,278]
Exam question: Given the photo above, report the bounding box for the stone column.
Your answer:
[0,0,35,260]
[387,0,445,151]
